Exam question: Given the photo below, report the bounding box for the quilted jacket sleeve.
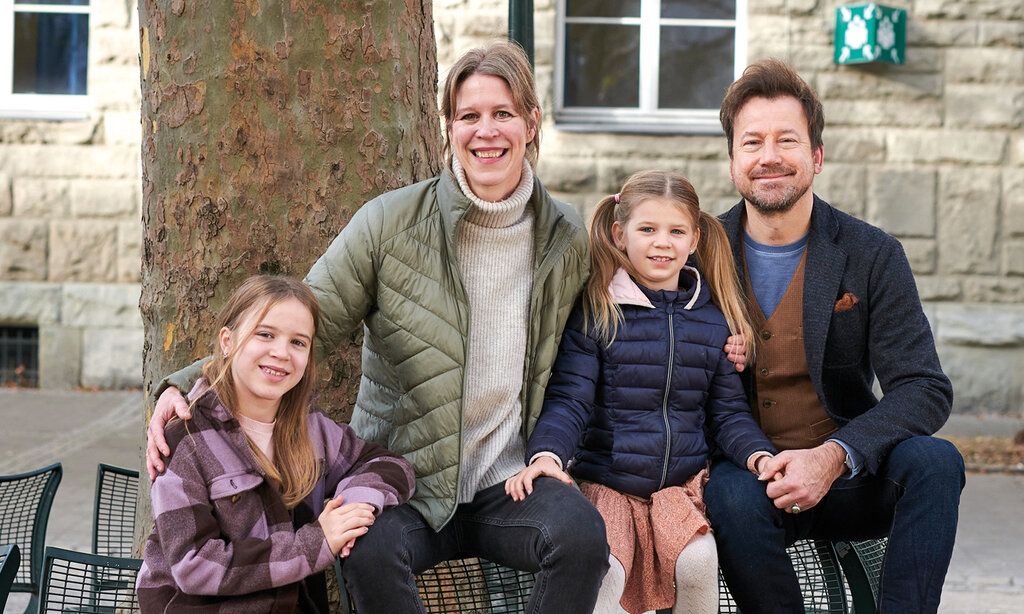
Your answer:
[705,350,777,468]
[305,197,385,359]
[525,305,598,466]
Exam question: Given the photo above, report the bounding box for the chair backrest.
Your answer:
[38,546,141,614]
[0,544,21,611]
[834,537,888,614]
[718,539,850,613]
[0,463,62,602]
[92,463,140,558]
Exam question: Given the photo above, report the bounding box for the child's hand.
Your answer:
[724,334,748,372]
[318,496,376,556]
[504,456,572,501]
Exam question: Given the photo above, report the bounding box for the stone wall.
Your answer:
[0,0,142,388]
[434,0,1024,416]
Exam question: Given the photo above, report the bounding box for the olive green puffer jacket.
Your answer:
[304,170,589,529]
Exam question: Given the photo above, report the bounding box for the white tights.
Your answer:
[592,532,718,614]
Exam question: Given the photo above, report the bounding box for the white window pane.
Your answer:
[658,26,733,109]
[567,0,640,18]
[13,12,89,95]
[564,24,640,108]
[661,0,735,20]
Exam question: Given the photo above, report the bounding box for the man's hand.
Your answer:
[505,456,572,501]
[318,497,376,557]
[725,334,748,373]
[146,386,191,480]
[759,442,847,513]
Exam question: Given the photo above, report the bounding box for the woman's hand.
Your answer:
[725,334,748,373]
[504,456,572,502]
[319,497,376,557]
[146,386,191,480]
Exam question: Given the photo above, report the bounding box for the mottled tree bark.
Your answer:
[136,0,442,552]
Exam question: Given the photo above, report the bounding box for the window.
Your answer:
[556,0,745,134]
[0,0,90,118]
[0,325,38,387]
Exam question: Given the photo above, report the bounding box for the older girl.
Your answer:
[506,171,776,614]
[137,275,415,613]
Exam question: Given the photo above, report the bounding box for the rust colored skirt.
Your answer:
[580,469,710,614]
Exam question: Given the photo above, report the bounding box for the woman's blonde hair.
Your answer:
[193,275,321,509]
[586,170,756,356]
[440,41,541,167]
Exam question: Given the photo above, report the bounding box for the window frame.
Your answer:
[554,0,747,134]
[0,0,91,119]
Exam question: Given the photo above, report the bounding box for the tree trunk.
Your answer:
[136,0,442,554]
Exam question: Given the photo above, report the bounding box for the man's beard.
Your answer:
[740,165,809,215]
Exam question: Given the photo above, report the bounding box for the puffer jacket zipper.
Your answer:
[658,305,675,491]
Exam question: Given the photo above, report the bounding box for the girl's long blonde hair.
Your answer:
[585,170,756,357]
[191,275,321,509]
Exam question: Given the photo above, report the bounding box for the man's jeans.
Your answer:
[342,477,609,614]
[705,436,965,614]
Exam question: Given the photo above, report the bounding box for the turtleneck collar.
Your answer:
[450,156,535,228]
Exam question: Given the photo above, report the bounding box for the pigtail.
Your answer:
[584,195,632,344]
[696,211,757,359]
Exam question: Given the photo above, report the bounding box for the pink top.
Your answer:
[237,413,276,461]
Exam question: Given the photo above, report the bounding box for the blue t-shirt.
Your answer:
[743,233,808,318]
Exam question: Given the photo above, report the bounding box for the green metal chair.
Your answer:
[92,464,140,558]
[37,546,141,614]
[834,538,888,614]
[0,544,21,611]
[0,463,62,613]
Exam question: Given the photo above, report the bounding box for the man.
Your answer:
[703,59,965,614]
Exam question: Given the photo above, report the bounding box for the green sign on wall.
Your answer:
[834,3,906,65]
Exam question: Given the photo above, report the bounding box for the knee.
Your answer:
[676,533,718,582]
[542,492,609,570]
[343,509,409,580]
[704,462,773,532]
[886,436,965,492]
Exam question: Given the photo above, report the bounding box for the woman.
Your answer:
[147,41,609,613]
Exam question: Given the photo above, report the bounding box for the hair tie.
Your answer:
[613,193,621,204]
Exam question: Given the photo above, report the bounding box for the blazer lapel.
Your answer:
[719,201,748,294]
[803,196,847,387]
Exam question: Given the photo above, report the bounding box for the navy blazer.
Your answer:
[720,196,953,475]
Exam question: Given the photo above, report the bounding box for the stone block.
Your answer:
[61,283,142,328]
[937,168,1000,274]
[38,325,82,389]
[13,178,71,217]
[937,343,1024,415]
[117,222,142,283]
[598,158,690,194]
[70,179,140,218]
[816,71,942,101]
[1004,241,1024,276]
[0,281,61,324]
[963,277,1024,303]
[813,163,866,217]
[824,99,942,128]
[454,12,505,38]
[886,130,1006,164]
[789,46,847,72]
[92,28,139,66]
[89,65,142,112]
[945,85,1024,129]
[1005,169,1024,236]
[48,222,118,282]
[535,158,597,194]
[825,129,886,162]
[102,111,142,145]
[901,239,937,274]
[906,20,977,47]
[868,169,936,237]
[0,219,48,280]
[684,160,734,197]
[945,49,1024,84]
[0,145,138,178]
[81,327,144,388]
[936,303,1024,346]
[92,0,132,28]
[978,21,1024,47]
[0,118,99,145]
[916,0,1024,20]
[916,276,961,301]
[0,174,10,216]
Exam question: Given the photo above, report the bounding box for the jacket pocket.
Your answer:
[208,472,263,501]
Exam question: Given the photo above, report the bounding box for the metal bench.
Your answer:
[0,544,21,611]
[38,546,142,614]
[0,462,62,612]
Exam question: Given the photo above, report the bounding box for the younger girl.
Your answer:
[506,171,775,614]
[138,275,415,613]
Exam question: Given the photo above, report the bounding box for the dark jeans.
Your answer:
[705,436,965,614]
[342,477,609,614]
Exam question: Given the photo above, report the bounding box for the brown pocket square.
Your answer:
[834,292,859,313]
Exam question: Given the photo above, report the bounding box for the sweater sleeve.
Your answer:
[705,350,777,467]
[525,306,599,466]
[315,414,416,513]
[149,436,334,597]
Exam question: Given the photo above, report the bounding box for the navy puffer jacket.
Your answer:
[526,267,775,499]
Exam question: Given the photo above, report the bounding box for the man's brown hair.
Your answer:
[719,59,824,157]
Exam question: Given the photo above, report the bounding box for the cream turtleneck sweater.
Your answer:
[450,157,535,503]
